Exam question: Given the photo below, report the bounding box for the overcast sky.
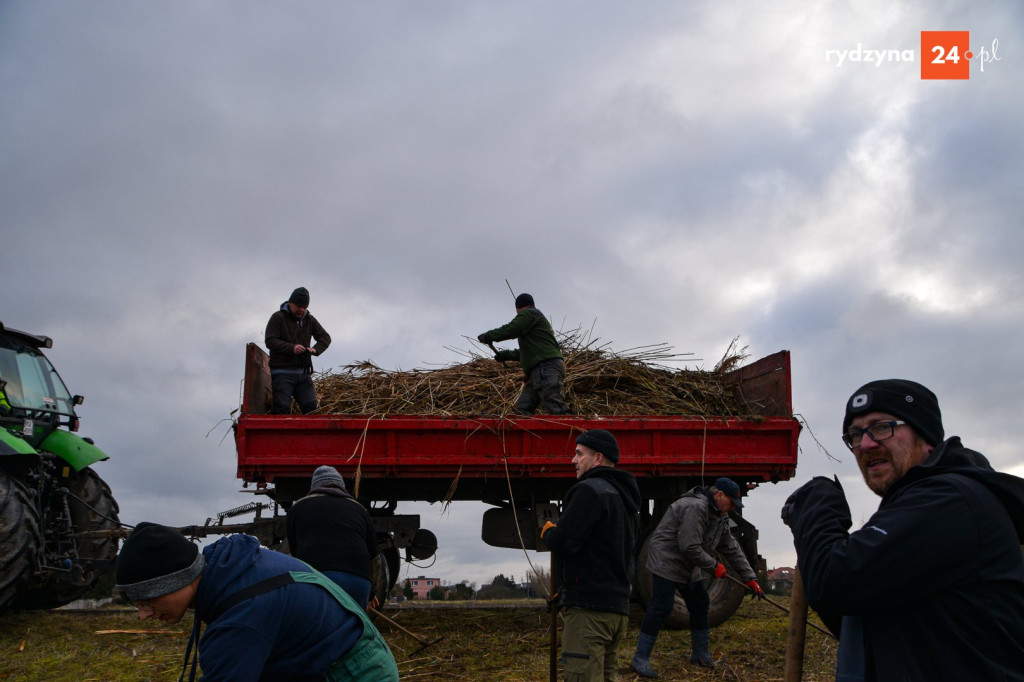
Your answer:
[2,1,1021,590]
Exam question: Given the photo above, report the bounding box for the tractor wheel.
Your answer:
[0,471,41,614]
[635,535,746,630]
[16,467,120,610]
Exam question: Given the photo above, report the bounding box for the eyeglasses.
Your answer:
[842,420,906,449]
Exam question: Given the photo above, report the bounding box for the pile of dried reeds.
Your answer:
[313,331,750,417]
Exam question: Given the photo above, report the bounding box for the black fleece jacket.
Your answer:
[786,437,1024,681]
[544,466,641,615]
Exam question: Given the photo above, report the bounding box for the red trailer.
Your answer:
[233,344,800,626]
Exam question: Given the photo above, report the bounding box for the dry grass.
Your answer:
[312,332,751,417]
[0,599,836,681]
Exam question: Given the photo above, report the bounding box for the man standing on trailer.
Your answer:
[265,286,331,414]
[477,292,570,415]
[784,379,1024,680]
[541,429,640,681]
[629,477,764,676]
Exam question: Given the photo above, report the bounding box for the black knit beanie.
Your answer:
[576,429,620,463]
[843,379,944,447]
[514,293,534,308]
[289,287,310,307]
[115,522,205,601]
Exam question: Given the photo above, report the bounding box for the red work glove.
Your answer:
[540,521,557,539]
[714,563,727,579]
[746,579,765,600]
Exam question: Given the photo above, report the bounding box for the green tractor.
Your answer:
[0,321,120,614]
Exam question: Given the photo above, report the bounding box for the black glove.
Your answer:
[477,333,490,344]
[546,591,560,613]
[782,476,844,528]
[495,350,516,362]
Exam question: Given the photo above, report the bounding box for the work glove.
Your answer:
[745,579,765,600]
[714,563,727,579]
[782,476,847,529]
[495,350,516,362]
[546,591,560,613]
[540,521,557,539]
[477,333,491,344]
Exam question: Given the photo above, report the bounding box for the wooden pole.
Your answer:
[549,552,558,682]
[783,568,808,682]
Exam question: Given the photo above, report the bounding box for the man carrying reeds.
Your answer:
[542,429,641,681]
[477,292,570,415]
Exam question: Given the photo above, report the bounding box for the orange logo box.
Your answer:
[921,31,970,80]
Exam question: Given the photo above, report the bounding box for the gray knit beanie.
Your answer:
[310,465,346,491]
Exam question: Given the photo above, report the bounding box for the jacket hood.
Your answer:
[195,534,262,621]
[583,466,641,513]
[280,301,308,321]
[899,436,1024,542]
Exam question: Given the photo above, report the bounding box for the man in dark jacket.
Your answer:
[477,292,569,415]
[630,478,764,676]
[784,379,1024,681]
[265,286,331,414]
[116,523,398,681]
[542,429,640,681]
[287,466,379,608]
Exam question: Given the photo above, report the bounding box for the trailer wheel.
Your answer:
[635,535,746,630]
[0,471,41,614]
[16,467,120,610]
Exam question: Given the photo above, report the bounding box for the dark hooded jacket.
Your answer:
[265,302,331,371]
[786,437,1024,681]
[543,466,641,615]
[194,534,363,681]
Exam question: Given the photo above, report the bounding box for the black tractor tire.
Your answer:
[635,535,747,630]
[0,471,41,614]
[16,467,120,610]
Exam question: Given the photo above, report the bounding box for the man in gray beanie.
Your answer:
[116,522,398,680]
[265,286,331,414]
[783,379,1024,681]
[287,465,380,608]
[541,430,641,680]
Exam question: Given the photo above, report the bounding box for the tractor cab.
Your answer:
[0,322,84,449]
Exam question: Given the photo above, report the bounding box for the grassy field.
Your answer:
[0,599,836,681]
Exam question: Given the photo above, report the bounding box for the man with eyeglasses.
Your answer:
[783,379,1024,681]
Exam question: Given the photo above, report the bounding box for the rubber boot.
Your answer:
[630,632,660,678]
[689,628,716,668]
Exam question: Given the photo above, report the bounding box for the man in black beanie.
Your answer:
[116,522,398,680]
[265,286,331,414]
[783,379,1024,681]
[477,292,570,415]
[541,429,641,680]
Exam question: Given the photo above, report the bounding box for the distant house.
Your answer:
[407,575,442,599]
[767,567,796,595]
